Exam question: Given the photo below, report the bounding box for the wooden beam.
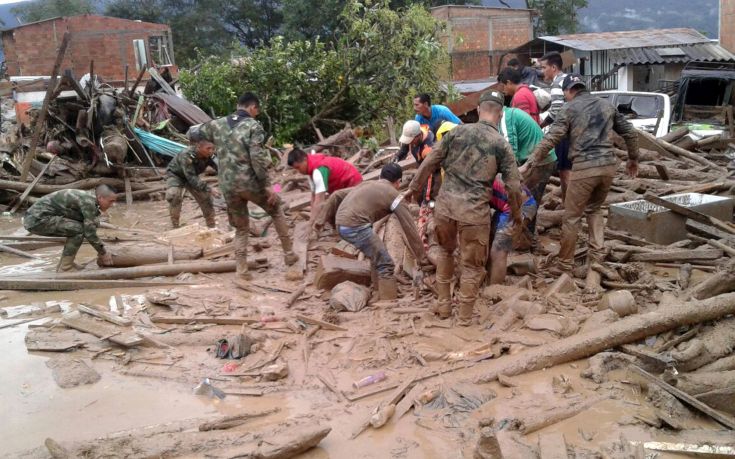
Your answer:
[20,32,71,181]
[644,192,735,235]
[0,278,192,291]
[77,304,132,327]
[10,155,57,213]
[61,311,143,347]
[631,248,723,262]
[151,316,261,325]
[0,243,42,259]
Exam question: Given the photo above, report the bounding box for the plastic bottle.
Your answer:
[352,371,387,389]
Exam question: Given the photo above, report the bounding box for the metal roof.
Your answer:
[538,28,710,52]
[609,43,735,65]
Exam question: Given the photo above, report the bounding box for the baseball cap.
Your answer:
[187,125,205,142]
[562,74,586,91]
[479,90,505,106]
[380,163,403,182]
[399,120,422,144]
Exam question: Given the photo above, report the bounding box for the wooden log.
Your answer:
[644,192,735,235]
[475,292,735,383]
[687,220,735,242]
[313,255,371,290]
[0,278,192,291]
[286,283,307,308]
[638,129,726,172]
[249,424,331,459]
[198,408,280,431]
[707,239,735,258]
[631,248,723,262]
[661,127,689,143]
[34,259,266,281]
[0,243,42,259]
[20,33,70,181]
[0,177,149,195]
[108,244,203,267]
[691,259,735,300]
[61,311,142,347]
[636,164,716,182]
[630,365,735,429]
[151,316,261,325]
[10,155,57,213]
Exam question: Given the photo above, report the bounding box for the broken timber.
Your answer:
[77,304,132,326]
[644,192,735,235]
[0,278,193,291]
[630,248,723,262]
[151,316,261,325]
[61,311,142,347]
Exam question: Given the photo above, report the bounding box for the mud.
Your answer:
[45,357,101,388]
[669,316,735,371]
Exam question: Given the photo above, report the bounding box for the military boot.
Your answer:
[57,255,82,272]
[378,278,398,301]
[284,251,299,266]
[457,301,474,327]
[271,213,297,266]
[431,281,452,319]
[204,213,216,229]
[170,208,181,228]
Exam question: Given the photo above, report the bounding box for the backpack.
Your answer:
[530,85,552,112]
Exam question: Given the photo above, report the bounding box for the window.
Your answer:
[133,39,147,71]
[149,36,173,66]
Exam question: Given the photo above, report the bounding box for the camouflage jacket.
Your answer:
[25,189,105,254]
[528,90,639,174]
[199,110,270,196]
[166,147,216,192]
[408,120,522,225]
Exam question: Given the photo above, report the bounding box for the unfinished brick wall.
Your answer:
[2,15,173,82]
[432,6,534,82]
[722,0,735,54]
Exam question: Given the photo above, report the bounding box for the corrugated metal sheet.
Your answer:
[539,28,709,52]
[609,43,735,65]
[153,93,212,126]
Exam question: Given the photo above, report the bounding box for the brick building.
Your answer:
[722,0,735,54]
[2,15,175,82]
[431,5,535,84]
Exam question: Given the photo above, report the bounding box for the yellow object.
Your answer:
[436,121,458,141]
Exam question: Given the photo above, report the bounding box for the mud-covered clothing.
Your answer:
[395,126,440,204]
[500,107,556,165]
[490,180,537,252]
[559,174,612,266]
[24,189,105,257]
[528,90,639,177]
[409,120,522,226]
[166,147,217,192]
[339,226,395,279]
[415,104,462,133]
[510,84,541,125]
[306,154,362,195]
[165,186,215,227]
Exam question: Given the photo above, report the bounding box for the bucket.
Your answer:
[599,290,637,317]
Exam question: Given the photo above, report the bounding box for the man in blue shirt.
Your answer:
[413,93,462,134]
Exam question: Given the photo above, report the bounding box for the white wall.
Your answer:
[617,66,633,91]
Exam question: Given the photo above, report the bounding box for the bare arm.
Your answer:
[408,130,450,198]
[497,141,523,224]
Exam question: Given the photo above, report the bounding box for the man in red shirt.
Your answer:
[288,148,363,233]
[499,67,541,125]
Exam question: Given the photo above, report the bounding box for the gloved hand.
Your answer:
[97,251,113,267]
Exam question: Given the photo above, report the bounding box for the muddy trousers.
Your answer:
[524,161,556,239]
[434,212,490,321]
[224,189,293,278]
[24,216,85,258]
[165,184,215,228]
[338,224,394,279]
[558,173,613,270]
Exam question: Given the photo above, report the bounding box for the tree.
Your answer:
[12,0,96,23]
[498,0,587,35]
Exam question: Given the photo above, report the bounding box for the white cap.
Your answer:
[399,120,422,144]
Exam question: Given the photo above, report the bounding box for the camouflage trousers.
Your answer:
[24,215,85,258]
[165,177,215,227]
[224,188,293,277]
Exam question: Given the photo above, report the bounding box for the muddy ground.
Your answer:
[1,194,734,459]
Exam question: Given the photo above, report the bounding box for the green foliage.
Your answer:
[180,0,448,145]
[525,0,588,35]
[12,0,95,23]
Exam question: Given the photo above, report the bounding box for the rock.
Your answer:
[475,428,538,459]
[546,273,576,297]
[525,314,578,337]
[45,357,100,388]
[329,281,370,312]
[261,361,289,381]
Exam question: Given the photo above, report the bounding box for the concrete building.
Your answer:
[431,5,535,90]
[722,0,735,54]
[512,28,735,92]
[2,15,174,82]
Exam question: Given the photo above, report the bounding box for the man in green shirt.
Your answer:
[498,106,556,251]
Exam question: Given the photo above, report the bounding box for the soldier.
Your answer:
[165,127,220,228]
[521,74,639,287]
[200,92,298,286]
[408,90,522,326]
[23,186,116,271]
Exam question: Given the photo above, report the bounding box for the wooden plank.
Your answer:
[0,243,42,259]
[644,192,735,235]
[706,239,735,258]
[631,248,723,262]
[0,278,193,291]
[295,314,347,332]
[653,163,670,181]
[632,441,735,456]
[619,344,670,371]
[77,304,132,327]
[630,365,735,430]
[19,33,70,181]
[313,255,371,290]
[604,229,655,247]
[61,311,143,347]
[151,316,260,325]
[10,155,57,213]
[124,169,133,207]
[538,433,569,459]
[687,220,735,242]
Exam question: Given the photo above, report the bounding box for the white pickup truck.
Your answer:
[593,90,671,138]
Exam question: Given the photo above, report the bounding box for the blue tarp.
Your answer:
[133,127,187,158]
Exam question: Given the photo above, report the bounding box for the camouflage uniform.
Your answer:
[527,90,639,271]
[165,146,217,227]
[408,120,522,325]
[23,189,106,259]
[199,110,294,278]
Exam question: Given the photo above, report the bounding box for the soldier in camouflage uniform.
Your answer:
[165,127,220,228]
[199,92,297,285]
[408,90,522,326]
[522,74,639,286]
[23,185,117,271]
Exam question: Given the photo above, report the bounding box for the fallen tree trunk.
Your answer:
[476,292,735,383]
[691,259,735,300]
[21,259,267,281]
[0,177,150,195]
[109,244,202,267]
[198,408,280,431]
[636,164,718,182]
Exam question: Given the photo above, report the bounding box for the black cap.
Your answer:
[478,90,505,106]
[562,74,586,91]
[380,163,403,182]
[187,125,205,142]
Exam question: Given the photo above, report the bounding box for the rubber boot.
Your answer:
[204,212,216,229]
[457,301,474,327]
[233,230,252,289]
[271,212,297,266]
[170,208,181,229]
[378,278,398,301]
[57,255,82,272]
[432,281,452,319]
